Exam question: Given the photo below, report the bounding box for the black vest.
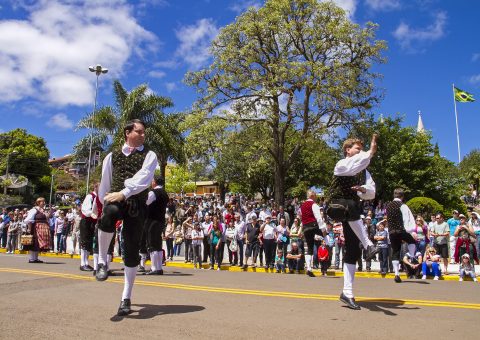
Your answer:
[386,200,404,233]
[147,187,169,224]
[328,170,366,201]
[111,148,149,202]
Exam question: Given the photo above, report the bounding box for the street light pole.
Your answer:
[86,64,108,196]
[49,173,54,207]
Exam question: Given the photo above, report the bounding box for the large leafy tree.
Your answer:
[75,80,185,179]
[185,0,386,204]
[0,129,51,198]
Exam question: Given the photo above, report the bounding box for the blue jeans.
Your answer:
[56,233,63,253]
[173,242,182,256]
[416,240,426,256]
[422,262,441,277]
[378,247,389,273]
[237,239,244,266]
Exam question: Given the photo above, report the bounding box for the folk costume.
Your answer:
[386,198,417,282]
[141,184,169,275]
[79,190,101,271]
[300,199,325,276]
[327,150,376,310]
[96,143,157,313]
[24,206,51,263]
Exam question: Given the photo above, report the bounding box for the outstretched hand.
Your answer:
[104,192,125,203]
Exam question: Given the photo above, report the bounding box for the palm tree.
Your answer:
[74,80,185,179]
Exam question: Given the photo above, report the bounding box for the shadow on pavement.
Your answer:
[401,280,430,285]
[357,299,420,316]
[42,262,66,265]
[110,304,205,321]
[163,271,193,277]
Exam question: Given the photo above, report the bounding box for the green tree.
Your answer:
[165,165,196,195]
[0,129,51,198]
[185,0,386,204]
[75,80,185,179]
[460,149,480,191]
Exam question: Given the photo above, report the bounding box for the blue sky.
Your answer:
[0,0,479,163]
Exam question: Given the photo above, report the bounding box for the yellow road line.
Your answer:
[1,267,479,310]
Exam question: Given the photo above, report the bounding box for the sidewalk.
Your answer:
[1,248,478,282]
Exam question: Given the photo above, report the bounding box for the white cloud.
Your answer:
[365,0,400,11]
[165,82,178,92]
[0,0,157,107]
[47,113,74,130]
[472,53,480,62]
[154,60,179,69]
[175,18,219,70]
[330,0,357,18]
[469,74,480,85]
[393,12,446,51]
[230,0,262,14]
[148,70,166,79]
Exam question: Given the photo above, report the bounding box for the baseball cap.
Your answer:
[453,210,459,214]
[462,253,470,259]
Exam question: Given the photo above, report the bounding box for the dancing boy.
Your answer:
[327,134,378,310]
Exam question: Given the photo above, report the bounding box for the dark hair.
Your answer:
[154,175,165,186]
[393,188,404,199]
[123,119,145,140]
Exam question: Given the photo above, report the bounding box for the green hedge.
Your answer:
[406,197,444,218]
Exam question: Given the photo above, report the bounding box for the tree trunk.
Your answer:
[274,162,286,206]
[219,181,227,202]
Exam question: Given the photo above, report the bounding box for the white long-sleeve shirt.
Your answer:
[146,185,162,206]
[81,193,95,217]
[334,150,376,201]
[394,198,416,233]
[98,143,158,204]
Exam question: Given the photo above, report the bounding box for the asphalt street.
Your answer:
[0,253,478,340]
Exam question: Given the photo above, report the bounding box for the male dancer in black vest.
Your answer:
[386,188,417,283]
[328,134,378,310]
[96,119,158,316]
[79,182,99,271]
[142,175,169,275]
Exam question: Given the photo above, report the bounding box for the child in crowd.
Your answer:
[422,246,442,280]
[275,248,285,273]
[459,253,477,282]
[374,220,389,274]
[191,223,204,269]
[317,238,330,276]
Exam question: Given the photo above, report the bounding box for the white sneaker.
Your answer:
[421,275,426,280]
[474,278,478,282]
[459,277,463,282]
[217,267,221,271]
[434,276,439,280]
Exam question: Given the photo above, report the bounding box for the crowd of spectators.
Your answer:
[1,193,479,282]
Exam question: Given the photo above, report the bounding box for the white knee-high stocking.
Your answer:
[343,263,356,298]
[98,230,113,265]
[122,266,137,300]
[348,220,373,249]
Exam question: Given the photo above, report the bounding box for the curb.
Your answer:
[0,248,473,282]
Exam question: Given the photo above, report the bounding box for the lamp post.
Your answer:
[86,64,108,196]
[49,173,54,207]
[3,150,18,194]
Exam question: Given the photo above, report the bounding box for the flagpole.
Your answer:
[452,83,461,163]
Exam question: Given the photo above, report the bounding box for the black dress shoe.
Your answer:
[138,265,146,273]
[117,299,131,316]
[85,265,94,271]
[364,245,379,261]
[80,265,93,271]
[306,270,316,277]
[394,275,402,283]
[92,270,96,276]
[145,269,163,275]
[340,293,361,310]
[96,263,109,281]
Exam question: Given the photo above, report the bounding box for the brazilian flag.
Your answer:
[454,87,475,102]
